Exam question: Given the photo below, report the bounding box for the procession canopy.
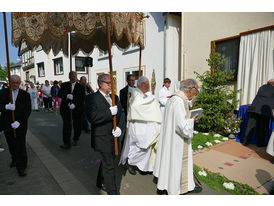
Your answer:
[12,12,145,56]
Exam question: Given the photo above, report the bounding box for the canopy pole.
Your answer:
[138,46,142,77]
[3,12,16,138]
[69,32,72,125]
[105,12,118,156]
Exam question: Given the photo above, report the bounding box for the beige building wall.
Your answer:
[182,12,274,81]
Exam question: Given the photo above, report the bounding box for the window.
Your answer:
[75,56,87,73]
[212,36,240,81]
[99,50,108,57]
[26,71,29,82]
[98,48,112,61]
[122,43,140,55]
[37,62,45,77]
[124,66,145,87]
[53,58,63,75]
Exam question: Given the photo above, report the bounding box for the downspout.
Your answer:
[163,12,168,80]
[181,12,185,80]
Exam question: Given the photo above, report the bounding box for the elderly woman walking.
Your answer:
[27,83,39,112]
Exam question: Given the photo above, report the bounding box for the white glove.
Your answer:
[67,94,73,100]
[109,105,118,115]
[112,127,121,137]
[5,103,15,111]
[68,103,76,110]
[11,121,20,129]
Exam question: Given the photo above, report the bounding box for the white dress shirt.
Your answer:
[99,90,112,106]
[158,86,171,113]
[12,89,19,102]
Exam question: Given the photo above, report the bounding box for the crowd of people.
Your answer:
[0,72,272,195]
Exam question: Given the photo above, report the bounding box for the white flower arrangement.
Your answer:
[223,182,235,190]
[214,140,221,143]
[203,133,209,136]
[205,142,213,147]
[222,137,229,141]
[193,131,199,134]
[197,145,203,149]
[198,170,207,177]
[214,134,221,138]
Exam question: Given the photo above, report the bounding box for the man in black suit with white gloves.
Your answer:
[86,73,125,195]
[58,71,85,149]
[0,75,31,177]
[119,74,135,119]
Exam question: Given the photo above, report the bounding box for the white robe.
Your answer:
[121,88,162,172]
[153,91,195,195]
[158,86,171,114]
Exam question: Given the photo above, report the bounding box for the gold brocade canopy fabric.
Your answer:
[12,12,145,56]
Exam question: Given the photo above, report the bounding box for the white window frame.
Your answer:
[53,57,64,75]
[123,66,145,87]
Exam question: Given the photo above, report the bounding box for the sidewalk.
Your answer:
[0,133,64,195]
[193,139,274,194]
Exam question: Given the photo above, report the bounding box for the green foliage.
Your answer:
[193,44,240,133]
[194,165,259,195]
[0,62,14,81]
[192,132,224,151]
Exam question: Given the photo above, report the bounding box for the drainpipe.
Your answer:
[163,12,168,80]
[181,12,185,80]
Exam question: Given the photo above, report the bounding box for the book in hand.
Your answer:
[190,108,203,119]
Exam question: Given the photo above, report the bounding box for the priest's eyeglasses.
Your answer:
[192,87,199,93]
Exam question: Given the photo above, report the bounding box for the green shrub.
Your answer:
[193,44,240,133]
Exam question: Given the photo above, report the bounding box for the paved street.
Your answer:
[0,110,225,195]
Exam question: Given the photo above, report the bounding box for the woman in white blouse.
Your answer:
[27,83,39,111]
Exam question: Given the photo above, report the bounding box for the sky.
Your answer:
[0,12,20,67]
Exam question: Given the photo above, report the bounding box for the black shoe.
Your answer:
[72,141,78,146]
[96,183,107,192]
[10,161,16,168]
[18,170,27,177]
[127,164,137,175]
[60,145,71,150]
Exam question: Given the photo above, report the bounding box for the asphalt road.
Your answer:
[0,109,227,195]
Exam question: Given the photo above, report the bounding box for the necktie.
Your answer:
[105,94,112,106]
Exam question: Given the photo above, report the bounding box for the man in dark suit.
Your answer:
[0,75,31,177]
[58,71,85,149]
[243,79,274,147]
[86,73,124,195]
[119,74,135,118]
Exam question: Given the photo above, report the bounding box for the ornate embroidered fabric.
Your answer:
[12,12,145,56]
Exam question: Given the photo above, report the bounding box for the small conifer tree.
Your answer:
[193,44,240,133]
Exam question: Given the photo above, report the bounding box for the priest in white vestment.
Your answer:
[158,78,171,114]
[153,79,200,195]
[121,76,162,174]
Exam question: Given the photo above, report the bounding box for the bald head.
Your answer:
[268,79,274,86]
[11,75,21,90]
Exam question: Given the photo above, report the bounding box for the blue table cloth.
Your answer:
[235,105,274,144]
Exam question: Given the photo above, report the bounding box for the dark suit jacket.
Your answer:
[119,85,128,116]
[86,90,125,153]
[0,88,31,135]
[249,84,274,118]
[58,81,85,118]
